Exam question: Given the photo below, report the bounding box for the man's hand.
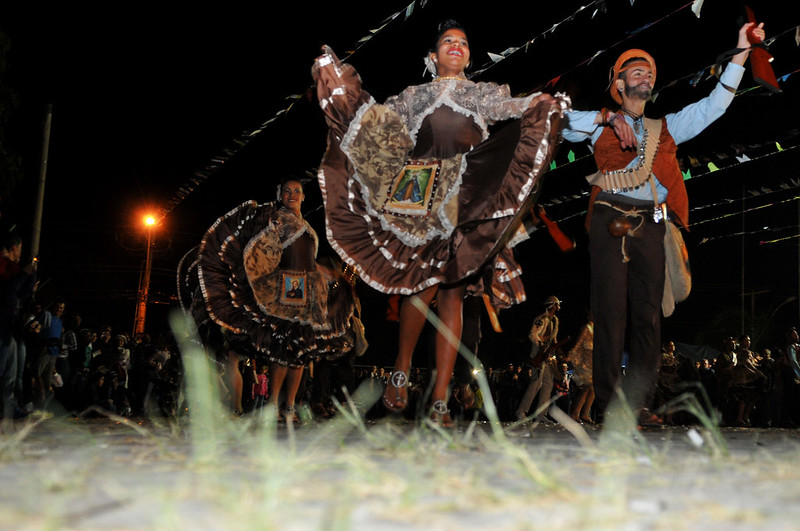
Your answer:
[610,113,637,150]
[740,21,765,48]
[732,22,766,66]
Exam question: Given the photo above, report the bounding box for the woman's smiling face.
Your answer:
[431,28,470,78]
[280,180,304,214]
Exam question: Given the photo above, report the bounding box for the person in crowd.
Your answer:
[494,364,519,421]
[66,328,94,410]
[714,335,762,425]
[785,327,800,383]
[181,177,358,423]
[565,319,595,424]
[728,335,767,426]
[0,228,37,424]
[714,337,737,384]
[561,21,766,426]
[516,296,562,423]
[127,343,176,416]
[240,357,258,413]
[698,357,721,416]
[449,379,476,421]
[60,312,82,405]
[553,362,571,414]
[92,326,113,358]
[754,348,778,426]
[781,327,800,426]
[110,334,132,416]
[83,331,123,414]
[253,363,268,415]
[87,370,114,413]
[33,299,65,409]
[654,341,682,413]
[313,19,566,426]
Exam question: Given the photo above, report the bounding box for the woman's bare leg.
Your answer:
[227,352,243,413]
[282,366,305,424]
[269,363,287,407]
[383,286,438,411]
[582,386,596,420]
[571,387,588,420]
[430,284,466,424]
[284,366,304,407]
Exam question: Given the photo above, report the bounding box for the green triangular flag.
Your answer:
[708,162,719,172]
[777,142,784,151]
[682,169,692,180]
[550,160,557,170]
[567,150,576,163]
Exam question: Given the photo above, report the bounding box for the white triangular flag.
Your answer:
[691,0,704,18]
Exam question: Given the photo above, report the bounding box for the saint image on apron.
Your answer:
[383,160,441,217]
[280,271,307,306]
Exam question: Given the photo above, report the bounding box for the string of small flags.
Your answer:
[542,141,799,228]
[160,1,427,219]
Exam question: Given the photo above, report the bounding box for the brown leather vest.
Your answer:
[587,117,689,229]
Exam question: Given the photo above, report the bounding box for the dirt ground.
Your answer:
[1,412,799,530]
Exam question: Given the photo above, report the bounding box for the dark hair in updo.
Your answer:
[279,176,306,190]
[431,19,467,51]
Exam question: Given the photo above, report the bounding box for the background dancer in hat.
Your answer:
[515,295,562,423]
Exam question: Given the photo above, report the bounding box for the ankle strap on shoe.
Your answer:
[389,371,408,388]
[432,400,449,415]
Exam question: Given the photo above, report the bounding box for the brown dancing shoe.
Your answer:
[637,408,664,428]
[382,370,409,413]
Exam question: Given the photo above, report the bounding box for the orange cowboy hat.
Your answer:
[608,49,657,105]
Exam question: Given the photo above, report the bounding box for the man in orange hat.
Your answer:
[562,21,765,427]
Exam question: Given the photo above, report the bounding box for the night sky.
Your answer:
[1,0,798,368]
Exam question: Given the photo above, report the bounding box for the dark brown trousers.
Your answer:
[589,197,666,414]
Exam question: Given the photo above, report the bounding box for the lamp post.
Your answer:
[133,214,156,336]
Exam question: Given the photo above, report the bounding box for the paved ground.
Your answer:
[1,410,799,530]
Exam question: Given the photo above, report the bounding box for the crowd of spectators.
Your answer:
[3,303,181,421]
[341,330,800,429]
[3,302,800,430]
[3,223,799,428]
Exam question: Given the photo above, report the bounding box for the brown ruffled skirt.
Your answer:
[183,201,354,368]
[316,76,565,309]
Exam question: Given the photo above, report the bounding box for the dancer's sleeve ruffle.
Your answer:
[475,82,542,124]
[312,46,374,134]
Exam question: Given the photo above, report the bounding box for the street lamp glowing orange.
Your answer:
[133,214,158,336]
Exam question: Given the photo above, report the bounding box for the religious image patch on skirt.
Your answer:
[280,271,307,306]
[382,160,441,217]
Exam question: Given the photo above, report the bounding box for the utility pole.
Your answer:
[133,215,156,336]
[31,104,53,259]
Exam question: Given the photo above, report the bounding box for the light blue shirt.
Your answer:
[562,63,745,202]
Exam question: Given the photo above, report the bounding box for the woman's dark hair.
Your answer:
[431,19,467,52]
[430,19,471,73]
[279,176,306,189]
